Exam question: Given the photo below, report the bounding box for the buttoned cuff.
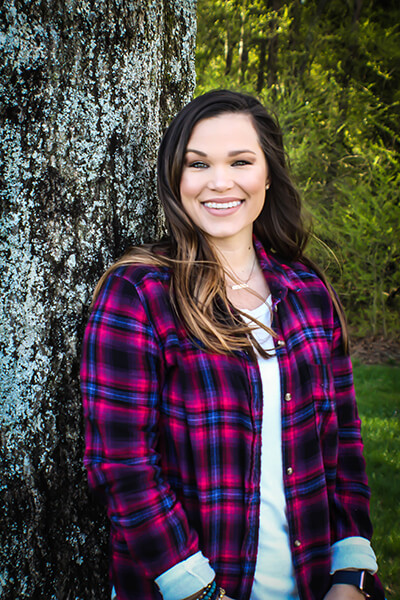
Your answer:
[155,551,215,600]
[330,536,378,575]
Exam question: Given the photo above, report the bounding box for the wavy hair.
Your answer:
[94,90,348,355]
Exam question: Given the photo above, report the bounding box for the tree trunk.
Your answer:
[265,0,281,97]
[224,24,233,75]
[266,32,279,92]
[0,1,196,598]
[256,36,267,93]
[238,2,248,85]
[353,0,364,25]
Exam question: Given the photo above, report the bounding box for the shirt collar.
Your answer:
[253,237,303,299]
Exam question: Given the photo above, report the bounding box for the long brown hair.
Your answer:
[94,90,348,355]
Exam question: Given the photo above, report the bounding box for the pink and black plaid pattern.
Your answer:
[81,239,381,600]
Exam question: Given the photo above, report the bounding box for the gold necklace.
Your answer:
[228,254,257,290]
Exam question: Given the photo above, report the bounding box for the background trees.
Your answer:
[196,0,400,337]
[0,1,196,597]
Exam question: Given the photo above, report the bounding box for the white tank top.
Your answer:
[242,299,299,600]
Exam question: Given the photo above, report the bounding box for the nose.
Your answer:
[207,167,233,192]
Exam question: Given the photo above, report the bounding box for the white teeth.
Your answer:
[204,201,241,209]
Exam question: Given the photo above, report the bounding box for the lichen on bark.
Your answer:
[0,1,197,597]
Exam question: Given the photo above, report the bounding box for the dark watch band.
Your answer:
[331,570,375,598]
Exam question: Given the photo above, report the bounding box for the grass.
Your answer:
[353,363,400,600]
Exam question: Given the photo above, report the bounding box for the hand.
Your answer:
[323,584,365,600]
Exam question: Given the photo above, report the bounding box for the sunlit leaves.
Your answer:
[196,0,400,337]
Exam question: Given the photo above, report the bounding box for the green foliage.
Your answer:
[354,364,400,599]
[196,0,400,336]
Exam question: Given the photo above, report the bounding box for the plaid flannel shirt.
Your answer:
[81,239,382,600]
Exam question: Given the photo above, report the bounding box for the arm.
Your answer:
[324,584,365,600]
[81,271,200,580]
[330,308,372,544]
[326,306,383,598]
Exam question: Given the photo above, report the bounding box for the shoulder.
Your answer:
[112,262,171,288]
[95,239,173,299]
[95,262,171,311]
[288,259,329,289]
[289,259,335,307]
[263,250,332,296]
[267,253,338,324]
[255,238,329,294]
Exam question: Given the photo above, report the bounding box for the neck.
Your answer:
[211,236,257,282]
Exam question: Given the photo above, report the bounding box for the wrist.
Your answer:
[331,570,375,598]
[182,578,225,600]
[331,584,365,599]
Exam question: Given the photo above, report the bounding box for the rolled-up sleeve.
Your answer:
[155,551,215,599]
[330,536,377,574]
[80,271,200,580]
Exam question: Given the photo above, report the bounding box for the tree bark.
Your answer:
[0,1,196,598]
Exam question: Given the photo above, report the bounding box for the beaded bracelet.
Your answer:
[196,579,216,600]
[209,586,225,600]
[202,581,217,600]
[193,579,225,600]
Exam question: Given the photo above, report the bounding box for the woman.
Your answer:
[81,90,384,600]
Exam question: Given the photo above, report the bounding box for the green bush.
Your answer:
[195,0,400,337]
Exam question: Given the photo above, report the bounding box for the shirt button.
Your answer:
[277,339,285,347]
[284,393,292,402]
[294,540,301,548]
[286,467,293,475]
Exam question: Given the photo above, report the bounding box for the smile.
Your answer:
[203,200,242,209]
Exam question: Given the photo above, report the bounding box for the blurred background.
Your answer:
[195,0,400,346]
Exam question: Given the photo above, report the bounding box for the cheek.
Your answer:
[180,173,200,200]
[240,168,268,195]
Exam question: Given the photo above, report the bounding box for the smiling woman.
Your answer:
[81,90,385,600]
[180,113,269,251]
[179,112,271,310]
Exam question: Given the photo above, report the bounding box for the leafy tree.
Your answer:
[196,0,400,337]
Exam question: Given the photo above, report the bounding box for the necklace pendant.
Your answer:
[231,283,249,290]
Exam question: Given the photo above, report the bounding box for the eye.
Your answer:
[187,160,208,169]
[232,159,252,166]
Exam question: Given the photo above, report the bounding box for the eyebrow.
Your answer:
[185,148,257,157]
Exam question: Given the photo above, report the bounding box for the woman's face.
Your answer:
[180,112,269,248]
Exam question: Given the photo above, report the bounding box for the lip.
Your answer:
[202,197,242,204]
[201,197,244,216]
